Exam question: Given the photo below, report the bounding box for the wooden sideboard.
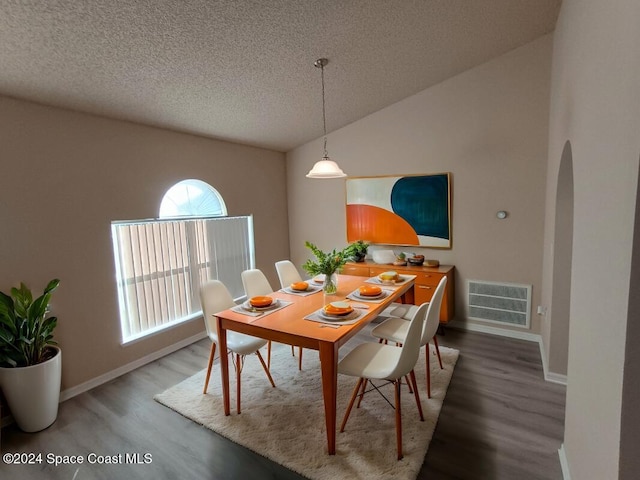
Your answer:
[341,260,455,324]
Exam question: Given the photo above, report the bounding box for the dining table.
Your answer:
[214,273,415,455]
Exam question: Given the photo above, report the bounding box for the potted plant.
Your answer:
[302,241,348,294]
[0,279,62,432]
[344,240,370,263]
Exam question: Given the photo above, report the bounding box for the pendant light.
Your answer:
[306,58,347,179]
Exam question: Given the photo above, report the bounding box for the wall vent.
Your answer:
[468,280,531,328]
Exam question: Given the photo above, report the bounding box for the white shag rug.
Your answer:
[155,341,459,480]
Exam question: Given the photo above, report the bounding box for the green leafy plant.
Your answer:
[344,240,369,261]
[302,241,348,277]
[0,279,60,368]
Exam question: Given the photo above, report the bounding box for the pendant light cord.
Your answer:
[319,60,328,158]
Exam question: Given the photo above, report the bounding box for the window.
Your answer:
[159,179,227,218]
[111,180,254,343]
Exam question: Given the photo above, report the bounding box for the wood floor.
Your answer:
[0,327,566,480]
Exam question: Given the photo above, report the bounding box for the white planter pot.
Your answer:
[0,346,61,432]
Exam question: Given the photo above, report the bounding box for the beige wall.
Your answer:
[542,0,640,478]
[0,95,289,390]
[287,35,552,335]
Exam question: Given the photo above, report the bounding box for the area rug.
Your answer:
[155,340,459,480]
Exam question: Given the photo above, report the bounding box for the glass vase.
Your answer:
[322,272,339,305]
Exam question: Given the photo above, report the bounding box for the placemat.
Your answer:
[230,299,293,318]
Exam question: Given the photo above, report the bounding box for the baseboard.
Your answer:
[559,444,571,479]
[60,331,207,402]
[537,339,568,385]
[447,319,541,343]
[447,320,568,385]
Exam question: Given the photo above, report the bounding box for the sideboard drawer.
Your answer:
[414,272,444,286]
[415,283,437,304]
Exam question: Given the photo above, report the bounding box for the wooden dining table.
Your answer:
[214,273,415,455]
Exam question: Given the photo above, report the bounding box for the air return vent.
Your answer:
[468,280,531,328]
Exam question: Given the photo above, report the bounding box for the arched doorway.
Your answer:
[549,141,574,376]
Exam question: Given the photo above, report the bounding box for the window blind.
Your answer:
[111,215,254,343]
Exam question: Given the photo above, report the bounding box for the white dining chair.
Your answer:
[241,269,274,298]
[337,301,426,460]
[275,260,303,287]
[199,280,275,414]
[371,276,447,398]
[274,260,306,369]
[240,269,275,367]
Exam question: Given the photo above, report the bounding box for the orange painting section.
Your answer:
[346,204,419,245]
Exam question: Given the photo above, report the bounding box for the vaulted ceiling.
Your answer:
[0,1,561,152]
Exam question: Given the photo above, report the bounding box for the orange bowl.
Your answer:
[359,285,382,297]
[291,281,309,291]
[323,301,353,316]
[249,296,273,308]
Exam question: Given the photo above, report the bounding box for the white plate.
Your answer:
[375,274,410,284]
[318,310,359,321]
[353,290,386,300]
[242,299,279,312]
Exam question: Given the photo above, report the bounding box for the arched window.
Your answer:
[111,179,254,343]
[159,179,227,218]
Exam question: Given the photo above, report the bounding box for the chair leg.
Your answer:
[255,350,276,387]
[298,346,303,370]
[404,375,413,394]
[340,378,364,432]
[236,353,242,414]
[394,379,403,460]
[426,344,431,399]
[433,335,443,369]
[409,369,424,421]
[356,379,368,408]
[203,342,216,394]
[267,341,272,369]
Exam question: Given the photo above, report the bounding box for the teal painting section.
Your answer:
[390,174,450,239]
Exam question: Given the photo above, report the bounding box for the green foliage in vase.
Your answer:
[302,241,349,277]
[0,279,60,368]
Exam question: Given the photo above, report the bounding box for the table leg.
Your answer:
[217,317,231,416]
[319,341,339,455]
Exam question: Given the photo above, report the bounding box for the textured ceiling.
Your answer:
[0,0,561,152]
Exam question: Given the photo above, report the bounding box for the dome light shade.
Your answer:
[306,158,346,178]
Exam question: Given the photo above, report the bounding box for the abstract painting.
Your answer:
[346,173,451,248]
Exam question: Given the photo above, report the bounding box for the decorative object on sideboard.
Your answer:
[306,58,347,179]
[343,240,369,263]
[407,254,425,266]
[393,252,407,266]
[425,259,440,267]
[370,249,396,265]
[0,279,62,432]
